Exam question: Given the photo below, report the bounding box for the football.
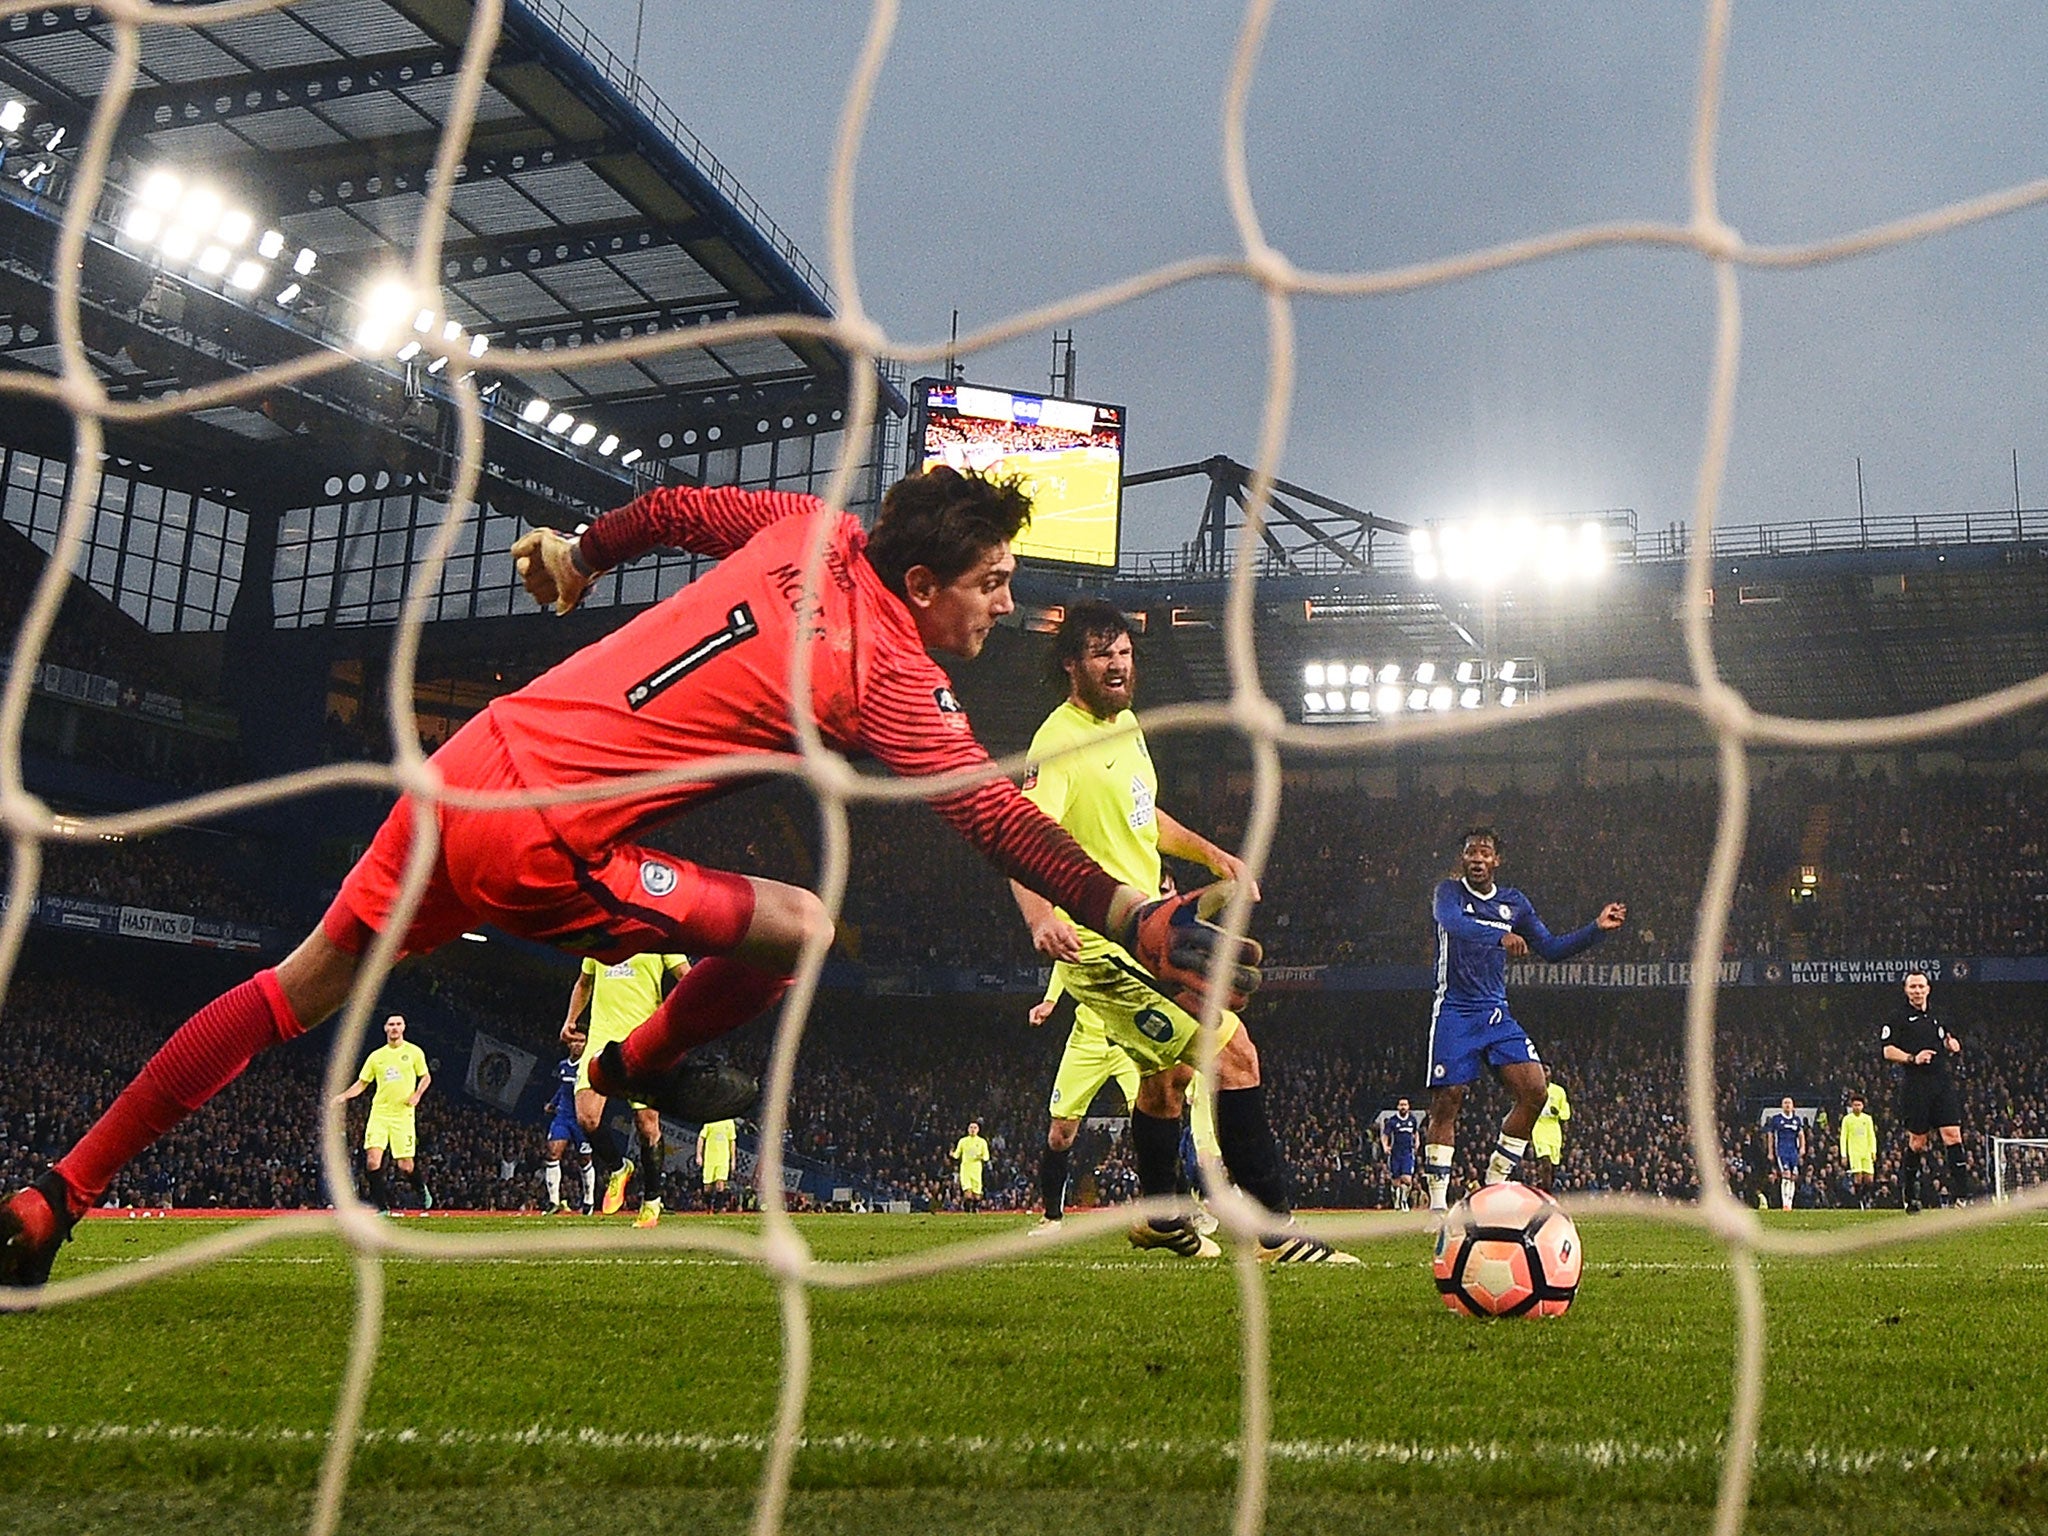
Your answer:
[1432,1181,1583,1318]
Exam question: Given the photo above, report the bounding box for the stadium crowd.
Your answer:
[6,946,2042,1216]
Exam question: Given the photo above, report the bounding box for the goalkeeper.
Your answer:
[3,469,1254,1287]
[1010,601,1352,1263]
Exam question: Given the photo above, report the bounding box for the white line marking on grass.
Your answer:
[1,1419,2035,1477]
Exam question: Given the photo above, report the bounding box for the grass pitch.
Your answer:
[1,1211,2043,1535]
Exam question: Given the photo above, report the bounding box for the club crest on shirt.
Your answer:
[1134,1007,1174,1044]
[1498,903,1511,920]
[640,859,679,897]
[932,685,968,730]
[1022,764,1039,791]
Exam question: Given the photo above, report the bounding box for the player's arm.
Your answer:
[696,1127,708,1162]
[1556,1089,1571,1124]
[562,969,593,1042]
[1516,898,1618,963]
[1010,879,1082,963]
[333,1077,370,1104]
[409,1056,431,1107]
[511,485,823,614]
[1155,809,1261,901]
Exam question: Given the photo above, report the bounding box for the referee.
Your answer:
[1879,972,1970,1212]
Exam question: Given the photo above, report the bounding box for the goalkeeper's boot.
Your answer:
[417,1182,433,1213]
[602,1159,635,1216]
[0,1171,77,1289]
[1258,1221,1362,1265]
[633,1198,662,1231]
[1027,1217,1063,1238]
[1128,1219,1222,1259]
[591,1041,760,1125]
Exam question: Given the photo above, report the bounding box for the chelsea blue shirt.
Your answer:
[1384,1112,1419,1160]
[1768,1111,1804,1163]
[1433,878,1605,1010]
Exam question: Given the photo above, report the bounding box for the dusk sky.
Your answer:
[572,3,2048,557]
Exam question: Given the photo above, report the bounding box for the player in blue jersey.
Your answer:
[1764,1096,1806,1211]
[1380,1097,1422,1211]
[542,1026,595,1214]
[1421,826,1625,1211]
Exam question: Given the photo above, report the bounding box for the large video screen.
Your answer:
[908,379,1125,568]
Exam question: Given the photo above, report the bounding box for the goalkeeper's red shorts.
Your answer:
[323,711,748,964]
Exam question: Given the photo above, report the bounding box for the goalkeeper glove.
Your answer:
[1124,880,1262,1015]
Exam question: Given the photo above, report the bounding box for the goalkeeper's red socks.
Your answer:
[53,970,304,1216]
[617,956,788,1079]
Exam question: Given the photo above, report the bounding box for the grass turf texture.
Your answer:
[1,1213,2043,1535]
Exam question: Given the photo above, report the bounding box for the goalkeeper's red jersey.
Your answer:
[484,485,1122,933]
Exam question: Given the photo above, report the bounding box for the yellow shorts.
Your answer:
[959,1166,984,1196]
[1051,946,1243,1078]
[701,1156,732,1185]
[574,1014,656,1112]
[1847,1155,1875,1176]
[363,1106,417,1160]
[1048,1014,1142,1120]
[1530,1134,1562,1164]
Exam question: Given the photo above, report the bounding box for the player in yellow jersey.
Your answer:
[1839,1093,1878,1209]
[950,1121,991,1211]
[697,1116,738,1211]
[333,1014,433,1211]
[1009,601,1354,1263]
[1527,1076,1571,1192]
[564,952,688,1227]
[1027,969,1139,1233]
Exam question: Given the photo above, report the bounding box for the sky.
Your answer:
[568,2,2048,559]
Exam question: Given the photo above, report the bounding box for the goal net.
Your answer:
[4,6,2048,1536]
[1991,1138,2048,1204]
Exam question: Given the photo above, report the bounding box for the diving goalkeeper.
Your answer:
[2,468,1256,1287]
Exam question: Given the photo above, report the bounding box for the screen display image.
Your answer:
[909,380,1125,568]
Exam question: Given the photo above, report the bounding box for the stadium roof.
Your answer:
[0,0,891,516]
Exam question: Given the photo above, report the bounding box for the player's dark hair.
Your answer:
[1046,598,1131,691]
[865,466,1033,599]
[1459,825,1501,853]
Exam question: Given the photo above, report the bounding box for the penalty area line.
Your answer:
[0,1420,2033,1476]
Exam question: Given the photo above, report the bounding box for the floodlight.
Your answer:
[1349,663,1372,687]
[1348,690,1370,712]
[122,207,162,242]
[1302,692,1325,713]
[1456,660,1479,684]
[228,259,264,291]
[0,100,26,135]
[1429,685,1454,711]
[1407,687,1429,711]
[425,354,447,374]
[196,244,231,275]
[468,333,488,357]
[1499,659,1518,682]
[520,398,551,425]
[619,448,643,467]
[293,247,317,275]
[396,341,422,362]
[597,434,619,456]
[175,185,222,230]
[1376,685,1404,714]
[42,127,63,151]
[216,208,252,246]
[1304,663,1325,687]
[274,282,301,305]
[442,319,461,342]
[546,412,574,435]
[354,278,419,351]
[1414,662,1435,685]
[139,169,182,210]
[570,422,597,446]
[413,309,435,333]
[160,225,198,261]
[257,229,285,259]
[1460,687,1482,709]
[1378,663,1401,684]
[1500,685,1520,706]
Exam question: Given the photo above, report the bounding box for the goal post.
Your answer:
[1990,1138,2048,1203]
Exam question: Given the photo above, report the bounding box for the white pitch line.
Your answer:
[0,1418,2032,1477]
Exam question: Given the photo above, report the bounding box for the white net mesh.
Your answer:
[5,4,2048,1536]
